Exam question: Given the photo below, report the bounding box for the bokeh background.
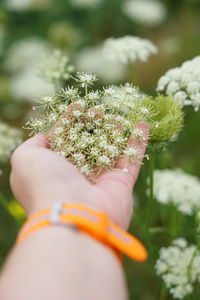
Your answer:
[0,0,200,299]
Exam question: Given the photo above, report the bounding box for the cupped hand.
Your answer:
[10,122,148,229]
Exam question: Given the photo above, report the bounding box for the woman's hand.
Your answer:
[10,122,148,229]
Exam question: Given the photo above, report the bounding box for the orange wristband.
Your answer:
[17,202,148,262]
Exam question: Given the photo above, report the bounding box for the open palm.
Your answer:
[10,122,148,229]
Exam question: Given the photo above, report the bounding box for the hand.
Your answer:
[10,122,148,229]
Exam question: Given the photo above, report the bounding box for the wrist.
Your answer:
[26,194,98,217]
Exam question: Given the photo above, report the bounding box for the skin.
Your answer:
[0,122,149,300]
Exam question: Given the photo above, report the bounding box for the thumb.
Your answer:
[10,133,49,167]
[22,133,49,148]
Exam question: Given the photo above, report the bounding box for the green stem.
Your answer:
[159,283,168,300]
[85,84,88,96]
[170,209,183,239]
[128,63,136,83]
[145,149,155,230]
[53,80,61,92]
[187,242,200,283]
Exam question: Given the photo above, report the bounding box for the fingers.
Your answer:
[96,122,149,191]
[116,122,149,184]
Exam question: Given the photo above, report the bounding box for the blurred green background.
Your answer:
[0,0,200,299]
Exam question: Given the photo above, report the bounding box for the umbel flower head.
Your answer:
[5,0,52,11]
[152,169,200,215]
[136,95,184,144]
[156,238,200,299]
[5,38,53,101]
[122,0,167,27]
[103,35,158,65]
[26,73,144,177]
[157,56,200,111]
[103,84,184,145]
[75,46,126,83]
[103,83,146,112]
[0,120,22,163]
[38,49,74,84]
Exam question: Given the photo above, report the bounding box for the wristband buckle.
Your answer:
[50,201,77,230]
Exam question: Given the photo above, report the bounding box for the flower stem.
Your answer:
[159,283,168,300]
[145,149,155,230]
[85,84,88,96]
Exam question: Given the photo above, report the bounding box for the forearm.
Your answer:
[0,226,128,300]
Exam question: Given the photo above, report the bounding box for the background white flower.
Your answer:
[5,38,53,101]
[38,49,74,84]
[5,0,52,11]
[0,120,22,163]
[5,38,51,73]
[156,238,200,299]
[153,169,200,215]
[75,46,126,83]
[122,0,167,26]
[9,70,53,101]
[103,36,158,65]
[157,56,200,111]
[70,0,102,8]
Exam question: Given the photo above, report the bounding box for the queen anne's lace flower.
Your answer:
[104,85,183,144]
[153,169,200,215]
[10,70,54,101]
[5,0,52,11]
[5,38,53,101]
[75,72,97,87]
[26,73,143,177]
[0,121,22,163]
[75,46,126,83]
[122,0,167,26]
[156,239,200,299]
[157,56,200,111]
[5,38,51,73]
[103,36,158,65]
[38,49,74,84]
[103,83,145,112]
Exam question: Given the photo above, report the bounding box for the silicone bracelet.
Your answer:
[17,202,148,262]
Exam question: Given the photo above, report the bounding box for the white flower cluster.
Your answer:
[75,72,97,88]
[0,120,22,163]
[5,38,51,73]
[38,49,74,84]
[156,238,200,299]
[75,46,126,83]
[122,0,167,26]
[103,36,158,65]
[27,73,143,176]
[157,56,200,111]
[104,87,183,143]
[5,0,52,11]
[153,169,200,215]
[5,38,53,101]
[70,0,102,8]
[103,83,145,112]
